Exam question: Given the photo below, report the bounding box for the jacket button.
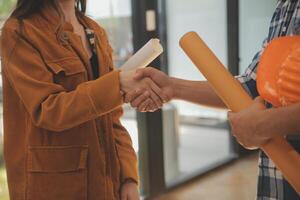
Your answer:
[62,32,69,41]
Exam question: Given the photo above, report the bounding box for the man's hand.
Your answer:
[228,97,272,150]
[124,67,174,112]
[120,181,139,200]
[120,70,168,111]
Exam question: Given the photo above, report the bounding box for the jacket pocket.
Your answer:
[26,145,88,200]
[46,57,87,91]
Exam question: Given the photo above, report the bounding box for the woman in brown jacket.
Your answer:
[0,0,167,199]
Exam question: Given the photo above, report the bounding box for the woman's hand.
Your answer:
[228,97,272,150]
[120,70,168,111]
[124,67,174,112]
[120,180,140,200]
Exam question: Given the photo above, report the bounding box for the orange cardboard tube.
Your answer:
[180,31,300,194]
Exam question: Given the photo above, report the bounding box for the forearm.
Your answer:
[170,77,226,109]
[262,103,300,137]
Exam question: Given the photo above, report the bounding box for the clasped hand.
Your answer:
[120,68,173,112]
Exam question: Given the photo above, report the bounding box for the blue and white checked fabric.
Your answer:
[236,0,300,199]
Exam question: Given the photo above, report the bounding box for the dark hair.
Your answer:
[10,0,86,20]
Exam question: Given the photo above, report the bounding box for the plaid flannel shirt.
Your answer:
[237,0,300,199]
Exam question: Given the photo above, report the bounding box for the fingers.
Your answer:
[147,101,160,112]
[130,91,150,108]
[121,191,128,200]
[227,111,237,135]
[125,69,169,111]
[254,96,266,107]
[120,184,128,200]
[146,79,169,103]
[121,181,139,200]
[137,99,152,112]
[124,88,144,103]
[227,111,234,121]
[253,96,266,110]
[149,90,163,109]
[121,194,127,200]
[254,96,264,103]
[125,87,162,112]
[145,105,155,112]
[133,78,164,109]
[125,89,156,112]
[122,188,139,200]
[134,98,159,113]
[129,190,140,200]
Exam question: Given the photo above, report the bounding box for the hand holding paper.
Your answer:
[119,39,168,112]
[120,39,163,72]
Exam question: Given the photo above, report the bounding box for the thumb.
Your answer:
[227,111,234,120]
[253,96,266,110]
[133,67,154,80]
[254,96,265,105]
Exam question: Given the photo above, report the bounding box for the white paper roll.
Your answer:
[120,39,163,71]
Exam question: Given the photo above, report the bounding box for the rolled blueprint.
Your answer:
[180,31,300,194]
[120,39,163,71]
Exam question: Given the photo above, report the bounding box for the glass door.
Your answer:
[239,0,277,73]
[163,0,236,186]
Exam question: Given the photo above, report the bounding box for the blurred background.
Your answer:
[0,0,277,199]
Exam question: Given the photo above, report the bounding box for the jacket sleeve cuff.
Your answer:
[87,70,123,116]
[121,159,139,185]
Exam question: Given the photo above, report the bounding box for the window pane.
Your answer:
[164,0,234,186]
[239,0,276,74]
[87,0,134,69]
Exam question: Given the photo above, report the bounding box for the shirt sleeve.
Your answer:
[236,37,270,99]
[236,51,261,99]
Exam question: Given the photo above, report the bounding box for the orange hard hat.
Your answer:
[257,36,300,107]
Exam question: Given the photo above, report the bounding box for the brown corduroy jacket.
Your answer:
[0,6,138,200]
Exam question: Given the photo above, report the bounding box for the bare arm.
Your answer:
[129,67,226,110]
[170,78,226,109]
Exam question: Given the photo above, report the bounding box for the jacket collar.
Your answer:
[33,4,94,35]
[28,5,109,80]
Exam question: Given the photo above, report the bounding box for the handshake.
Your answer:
[119,67,174,112]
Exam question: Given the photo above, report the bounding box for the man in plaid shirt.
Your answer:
[235,1,300,199]
[126,0,300,199]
